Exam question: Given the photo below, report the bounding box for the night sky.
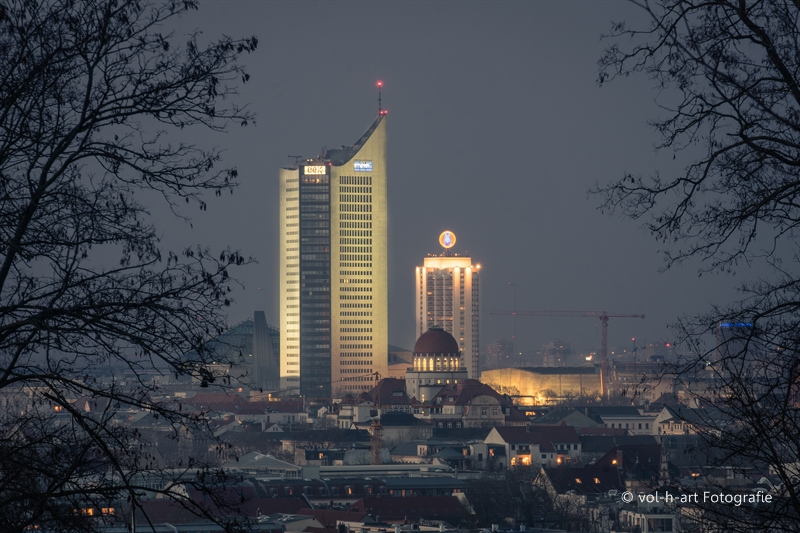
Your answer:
[156,1,748,356]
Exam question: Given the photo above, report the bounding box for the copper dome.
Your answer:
[414,327,460,355]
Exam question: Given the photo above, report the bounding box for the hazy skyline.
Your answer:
[155,1,750,356]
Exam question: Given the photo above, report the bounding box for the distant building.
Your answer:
[540,339,573,367]
[188,312,279,391]
[608,357,673,403]
[481,366,601,401]
[323,329,528,430]
[415,236,480,379]
[278,113,388,398]
[485,337,513,369]
[714,320,757,367]
[480,425,582,468]
[405,327,469,402]
[386,344,412,379]
[252,311,280,391]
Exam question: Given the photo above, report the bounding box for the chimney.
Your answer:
[615,449,624,469]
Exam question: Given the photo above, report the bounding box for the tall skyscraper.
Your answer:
[279,113,388,398]
[415,232,481,379]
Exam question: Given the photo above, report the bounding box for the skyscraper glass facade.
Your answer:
[279,114,388,398]
[299,165,332,397]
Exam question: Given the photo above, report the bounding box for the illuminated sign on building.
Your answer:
[439,231,456,249]
[354,160,373,172]
[303,165,327,175]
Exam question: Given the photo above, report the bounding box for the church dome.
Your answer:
[414,327,460,355]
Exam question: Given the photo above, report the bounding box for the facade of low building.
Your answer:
[481,366,601,400]
[482,425,582,468]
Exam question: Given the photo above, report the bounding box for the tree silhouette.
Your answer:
[0,0,256,530]
[597,1,800,531]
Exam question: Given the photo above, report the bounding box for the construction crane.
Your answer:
[489,310,645,400]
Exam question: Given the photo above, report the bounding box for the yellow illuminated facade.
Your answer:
[279,115,388,397]
[481,367,600,402]
[415,255,480,379]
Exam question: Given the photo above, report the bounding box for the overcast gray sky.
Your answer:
[158,1,748,355]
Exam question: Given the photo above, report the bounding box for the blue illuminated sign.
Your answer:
[354,160,373,172]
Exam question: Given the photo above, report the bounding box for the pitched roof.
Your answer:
[576,427,628,436]
[662,405,727,426]
[350,496,468,521]
[298,508,369,526]
[492,425,580,444]
[133,491,310,524]
[432,447,466,459]
[579,434,658,454]
[543,466,624,495]
[584,406,643,417]
[593,443,662,474]
[529,407,596,425]
[505,406,530,422]
[390,441,425,456]
[429,379,512,407]
[367,378,410,406]
[379,412,431,427]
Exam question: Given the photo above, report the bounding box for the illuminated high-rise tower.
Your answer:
[279,111,388,398]
[415,232,481,379]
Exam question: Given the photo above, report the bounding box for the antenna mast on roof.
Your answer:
[288,155,302,167]
[377,80,383,113]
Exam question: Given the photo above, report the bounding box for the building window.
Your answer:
[639,423,642,429]
[542,454,547,459]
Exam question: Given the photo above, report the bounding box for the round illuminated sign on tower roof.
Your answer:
[439,231,456,249]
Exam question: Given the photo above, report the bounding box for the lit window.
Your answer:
[594,478,601,484]
[575,478,582,484]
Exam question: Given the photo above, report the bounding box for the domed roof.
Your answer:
[414,327,460,355]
